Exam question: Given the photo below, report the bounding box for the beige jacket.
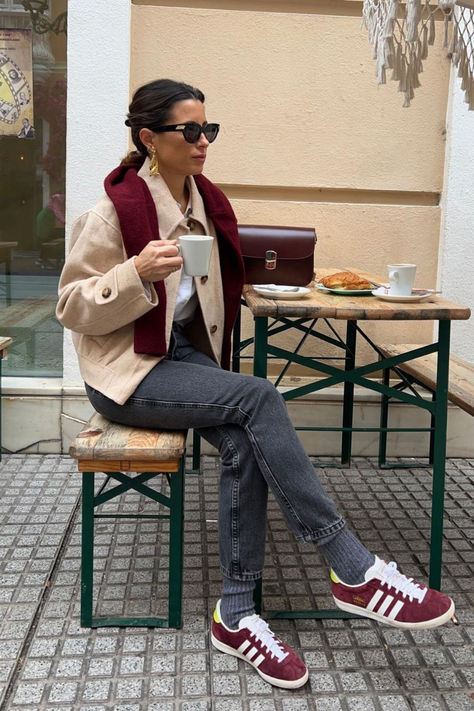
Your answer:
[56,161,225,404]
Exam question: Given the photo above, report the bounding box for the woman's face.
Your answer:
[151,99,211,178]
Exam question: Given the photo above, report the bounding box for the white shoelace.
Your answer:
[243,615,289,662]
[380,561,427,603]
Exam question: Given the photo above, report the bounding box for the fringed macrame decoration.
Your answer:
[450,1,474,109]
[362,0,474,108]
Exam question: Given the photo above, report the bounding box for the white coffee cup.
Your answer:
[387,263,417,296]
[177,234,214,277]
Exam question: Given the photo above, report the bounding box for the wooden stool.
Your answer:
[69,412,187,629]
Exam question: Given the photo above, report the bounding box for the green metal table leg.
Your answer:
[253,317,269,378]
[341,320,356,464]
[429,320,450,590]
[81,472,95,627]
[191,430,201,473]
[168,460,185,628]
[232,306,242,373]
[253,578,262,615]
[378,364,390,466]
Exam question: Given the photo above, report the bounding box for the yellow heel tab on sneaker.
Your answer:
[330,569,341,584]
[213,607,221,624]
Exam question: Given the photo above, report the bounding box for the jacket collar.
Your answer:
[138,158,209,239]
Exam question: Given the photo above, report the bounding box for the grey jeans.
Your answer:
[85,326,345,581]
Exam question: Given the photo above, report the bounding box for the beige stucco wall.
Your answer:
[131,1,451,372]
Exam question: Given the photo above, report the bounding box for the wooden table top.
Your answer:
[243,268,472,321]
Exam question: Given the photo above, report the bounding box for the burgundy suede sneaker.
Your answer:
[331,556,455,629]
[211,600,308,689]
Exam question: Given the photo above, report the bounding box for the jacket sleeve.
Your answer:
[56,206,158,335]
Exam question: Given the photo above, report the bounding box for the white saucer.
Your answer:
[252,285,311,300]
[372,287,433,303]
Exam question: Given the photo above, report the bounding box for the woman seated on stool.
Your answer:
[56,78,454,691]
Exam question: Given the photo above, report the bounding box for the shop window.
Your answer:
[0,1,66,377]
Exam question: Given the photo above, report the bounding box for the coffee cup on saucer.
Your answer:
[387,264,416,296]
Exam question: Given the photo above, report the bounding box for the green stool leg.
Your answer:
[168,458,185,628]
[81,472,95,627]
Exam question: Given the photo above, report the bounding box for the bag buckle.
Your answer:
[265,250,277,270]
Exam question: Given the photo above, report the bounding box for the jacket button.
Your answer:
[102,287,112,298]
[210,325,217,334]
[200,276,208,284]
[188,220,195,231]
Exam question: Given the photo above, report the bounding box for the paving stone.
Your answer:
[443,692,474,710]
[82,680,111,701]
[116,678,143,699]
[149,676,176,697]
[181,702,209,711]
[314,698,343,711]
[48,682,79,703]
[212,674,242,695]
[309,672,337,693]
[214,700,243,711]
[12,682,45,705]
[378,696,411,710]
[180,674,209,696]
[88,658,115,676]
[411,696,444,711]
[346,698,376,711]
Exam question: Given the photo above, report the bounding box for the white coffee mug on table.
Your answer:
[177,234,214,277]
[387,263,416,296]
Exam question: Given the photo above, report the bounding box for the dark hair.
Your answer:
[121,78,205,165]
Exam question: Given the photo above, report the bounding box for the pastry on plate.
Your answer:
[319,271,372,291]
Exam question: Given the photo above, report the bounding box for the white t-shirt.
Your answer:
[173,202,198,325]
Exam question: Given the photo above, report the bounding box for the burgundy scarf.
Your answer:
[104,163,244,369]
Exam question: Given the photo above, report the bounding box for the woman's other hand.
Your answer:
[134,239,183,282]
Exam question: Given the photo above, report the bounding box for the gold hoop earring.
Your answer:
[148,145,159,176]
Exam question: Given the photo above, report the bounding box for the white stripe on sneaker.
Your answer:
[246,646,259,661]
[377,595,395,616]
[388,600,404,621]
[366,589,384,611]
[238,640,251,654]
[253,653,265,668]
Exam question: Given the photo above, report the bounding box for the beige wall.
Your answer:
[131,1,450,372]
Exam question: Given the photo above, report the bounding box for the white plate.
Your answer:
[316,283,373,296]
[372,287,433,303]
[252,285,311,300]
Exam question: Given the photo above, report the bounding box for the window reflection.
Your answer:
[0,1,66,377]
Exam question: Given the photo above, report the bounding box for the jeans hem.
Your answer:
[295,517,346,544]
[220,565,263,582]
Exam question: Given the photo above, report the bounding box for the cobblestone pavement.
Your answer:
[0,454,473,711]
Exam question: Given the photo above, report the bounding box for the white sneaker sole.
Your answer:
[333,596,455,629]
[211,632,309,689]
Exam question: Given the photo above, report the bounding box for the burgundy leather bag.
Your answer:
[238,224,317,286]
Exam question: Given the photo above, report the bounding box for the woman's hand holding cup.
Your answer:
[134,239,183,282]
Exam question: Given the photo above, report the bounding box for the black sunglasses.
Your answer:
[153,121,220,144]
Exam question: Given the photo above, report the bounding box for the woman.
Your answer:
[57,79,454,690]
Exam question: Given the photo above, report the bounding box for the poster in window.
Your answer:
[0,29,34,138]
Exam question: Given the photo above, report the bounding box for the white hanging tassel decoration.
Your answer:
[362,0,474,108]
[406,0,422,42]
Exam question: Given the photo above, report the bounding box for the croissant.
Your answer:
[319,271,372,290]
